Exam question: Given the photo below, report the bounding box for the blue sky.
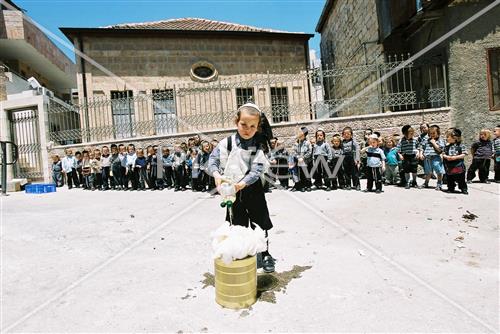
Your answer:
[15,0,325,63]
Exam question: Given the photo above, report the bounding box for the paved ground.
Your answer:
[1,179,499,333]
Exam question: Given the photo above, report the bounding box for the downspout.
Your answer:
[78,35,90,142]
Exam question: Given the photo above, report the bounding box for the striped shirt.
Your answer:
[493,137,500,156]
[397,137,419,155]
[342,139,360,160]
[420,137,445,157]
[366,147,385,168]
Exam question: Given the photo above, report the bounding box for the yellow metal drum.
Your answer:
[214,256,257,309]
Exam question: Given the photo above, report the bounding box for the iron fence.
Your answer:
[48,54,448,145]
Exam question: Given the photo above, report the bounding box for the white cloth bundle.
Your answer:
[211,223,268,264]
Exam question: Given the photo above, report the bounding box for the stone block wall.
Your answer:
[318,0,385,117]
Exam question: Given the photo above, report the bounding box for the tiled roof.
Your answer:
[101,17,303,34]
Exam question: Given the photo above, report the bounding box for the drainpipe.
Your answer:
[78,35,90,142]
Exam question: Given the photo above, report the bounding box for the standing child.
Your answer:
[397,125,419,189]
[312,129,332,190]
[101,146,111,190]
[208,102,275,273]
[384,138,400,185]
[146,146,158,190]
[118,144,128,190]
[188,148,200,191]
[329,134,344,190]
[81,150,92,189]
[61,148,79,189]
[270,139,290,189]
[125,144,137,190]
[419,125,445,190]
[52,154,63,187]
[92,149,103,190]
[362,134,386,193]
[172,144,186,191]
[443,128,468,194]
[341,127,361,190]
[494,125,500,183]
[197,141,212,192]
[291,127,312,192]
[135,148,147,191]
[161,147,174,189]
[109,144,122,190]
[467,129,493,183]
[75,151,83,187]
[90,150,102,191]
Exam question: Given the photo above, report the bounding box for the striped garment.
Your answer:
[420,137,445,157]
[494,137,500,156]
[397,137,419,155]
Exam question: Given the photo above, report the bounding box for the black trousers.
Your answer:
[101,166,110,189]
[66,169,80,189]
[174,165,185,188]
[495,159,500,182]
[313,156,331,187]
[225,180,273,231]
[447,172,467,191]
[163,166,174,187]
[135,167,147,189]
[366,166,383,191]
[343,155,359,187]
[127,166,137,189]
[147,165,157,189]
[467,158,490,182]
[111,166,121,189]
[121,167,128,189]
[329,157,344,189]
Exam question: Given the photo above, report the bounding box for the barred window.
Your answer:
[111,90,134,138]
[487,48,500,111]
[270,87,289,123]
[152,89,177,134]
[236,88,254,108]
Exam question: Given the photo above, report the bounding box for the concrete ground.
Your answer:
[1,180,499,333]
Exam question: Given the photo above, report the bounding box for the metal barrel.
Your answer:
[214,256,257,309]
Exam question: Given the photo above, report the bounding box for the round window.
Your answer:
[190,61,218,82]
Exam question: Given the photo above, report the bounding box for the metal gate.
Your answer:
[9,108,43,180]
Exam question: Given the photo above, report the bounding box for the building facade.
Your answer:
[316,0,500,142]
[1,0,77,182]
[59,19,313,142]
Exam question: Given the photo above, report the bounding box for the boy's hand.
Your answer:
[235,181,246,193]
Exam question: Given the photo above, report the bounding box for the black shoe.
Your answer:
[174,187,180,191]
[300,188,305,192]
[306,187,312,192]
[375,189,382,194]
[262,255,276,273]
[461,189,468,195]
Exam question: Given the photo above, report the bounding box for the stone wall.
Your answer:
[318,0,385,116]
[0,64,6,101]
[51,107,451,157]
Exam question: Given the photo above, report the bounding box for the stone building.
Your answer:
[60,18,313,139]
[1,0,77,182]
[316,0,500,143]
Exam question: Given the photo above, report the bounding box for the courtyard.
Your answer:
[1,182,499,332]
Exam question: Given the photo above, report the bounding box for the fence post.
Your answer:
[376,62,384,113]
[218,78,224,128]
[442,62,449,107]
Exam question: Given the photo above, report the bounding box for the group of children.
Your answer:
[52,134,218,192]
[51,124,500,195]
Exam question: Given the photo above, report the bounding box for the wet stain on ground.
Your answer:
[200,265,312,305]
[201,272,215,289]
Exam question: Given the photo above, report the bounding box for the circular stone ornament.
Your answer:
[190,61,218,83]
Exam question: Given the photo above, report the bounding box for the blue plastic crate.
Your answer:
[25,183,57,194]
